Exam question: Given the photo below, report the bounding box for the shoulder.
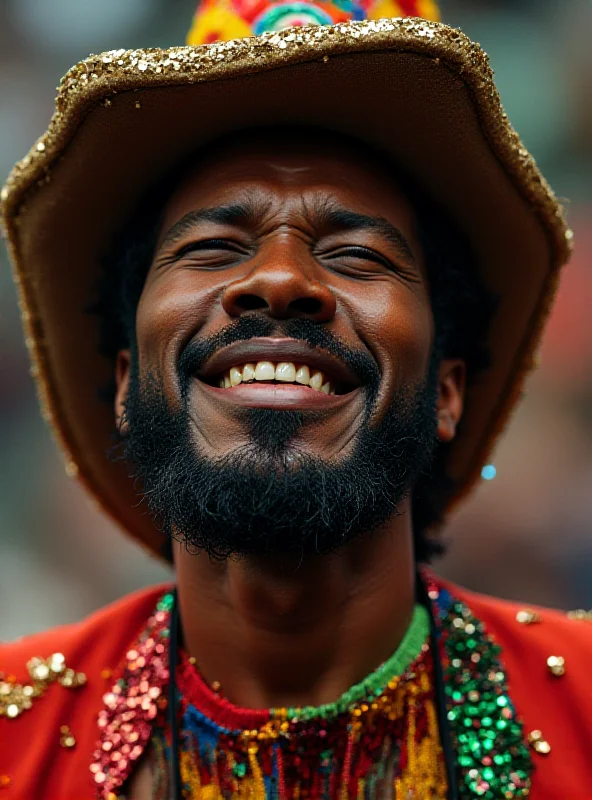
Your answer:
[448,578,592,660]
[0,585,169,799]
[0,583,169,680]
[441,575,592,797]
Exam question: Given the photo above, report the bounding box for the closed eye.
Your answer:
[326,245,391,266]
[322,245,417,278]
[175,238,248,258]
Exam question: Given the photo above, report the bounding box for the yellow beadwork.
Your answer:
[173,663,446,799]
[248,744,267,799]
[393,671,447,799]
[180,747,203,795]
[202,785,223,800]
[0,654,86,720]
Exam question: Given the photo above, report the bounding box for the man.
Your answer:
[0,1,590,798]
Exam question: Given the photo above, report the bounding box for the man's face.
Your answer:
[115,129,464,558]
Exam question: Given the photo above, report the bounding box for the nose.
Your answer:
[221,250,337,323]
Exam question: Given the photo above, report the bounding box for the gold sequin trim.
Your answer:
[0,654,86,720]
[546,655,565,677]
[528,729,551,755]
[567,609,592,621]
[516,609,541,625]
[60,724,77,748]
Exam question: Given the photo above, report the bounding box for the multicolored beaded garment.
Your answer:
[149,604,446,799]
[91,576,533,799]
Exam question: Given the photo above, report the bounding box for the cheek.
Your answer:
[135,272,220,384]
[354,283,433,387]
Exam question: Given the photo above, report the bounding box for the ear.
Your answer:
[436,359,466,443]
[114,349,132,436]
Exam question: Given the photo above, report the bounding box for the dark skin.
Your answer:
[114,130,465,794]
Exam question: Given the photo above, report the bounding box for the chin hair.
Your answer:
[115,346,439,560]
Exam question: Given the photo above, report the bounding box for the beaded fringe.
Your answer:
[156,664,447,799]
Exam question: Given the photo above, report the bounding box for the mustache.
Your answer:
[178,315,380,396]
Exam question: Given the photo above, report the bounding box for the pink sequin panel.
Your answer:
[90,604,171,798]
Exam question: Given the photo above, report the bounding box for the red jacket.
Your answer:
[1,580,592,799]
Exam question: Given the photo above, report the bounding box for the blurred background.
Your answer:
[1,0,591,639]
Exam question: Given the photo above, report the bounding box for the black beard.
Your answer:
[117,317,440,560]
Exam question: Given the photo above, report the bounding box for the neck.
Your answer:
[174,507,416,710]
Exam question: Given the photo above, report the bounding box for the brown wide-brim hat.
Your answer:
[1,17,572,561]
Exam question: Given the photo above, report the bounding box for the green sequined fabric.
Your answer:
[433,584,533,798]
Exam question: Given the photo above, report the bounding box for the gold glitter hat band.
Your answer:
[1,18,571,560]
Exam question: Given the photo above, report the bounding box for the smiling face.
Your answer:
[114,128,464,558]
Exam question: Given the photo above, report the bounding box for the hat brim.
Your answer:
[1,19,571,560]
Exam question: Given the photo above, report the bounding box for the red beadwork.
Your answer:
[90,607,170,797]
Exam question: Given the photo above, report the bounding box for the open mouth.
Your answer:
[212,361,338,395]
[195,338,362,403]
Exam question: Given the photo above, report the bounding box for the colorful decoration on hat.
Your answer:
[187,0,440,46]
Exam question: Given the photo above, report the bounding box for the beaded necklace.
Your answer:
[150,603,446,799]
[91,576,534,800]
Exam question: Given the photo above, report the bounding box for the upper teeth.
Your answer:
[219,362,335,394]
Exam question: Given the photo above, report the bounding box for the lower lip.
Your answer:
[196,381,359,409]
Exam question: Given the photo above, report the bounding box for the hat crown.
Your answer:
[187,0,439,45]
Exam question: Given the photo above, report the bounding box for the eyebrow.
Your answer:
[317,208,416,265]
[158,200,416,265]
[158,202,261,250]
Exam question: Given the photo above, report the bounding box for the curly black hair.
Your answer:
[92,139,497,563]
